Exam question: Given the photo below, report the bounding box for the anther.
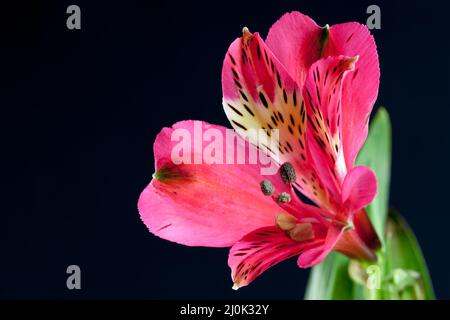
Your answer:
[275,213,297,231]
[289,223,314,242]
[280,162,296,184]
[276,192,291,204]
[260,180,275,196]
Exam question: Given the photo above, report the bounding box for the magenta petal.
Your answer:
[266,15,380,170]
[297,224,343,268]
[221,29,329,206]
[138,120,286,247]
[341,166,377,213]
[303,55,358,200]
[325,22,380,169]
[228,226,320,289]
[265,11,322,86]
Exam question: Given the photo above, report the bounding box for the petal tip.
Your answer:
[242,26,251,38]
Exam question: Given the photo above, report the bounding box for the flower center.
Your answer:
[259,162,316,242]
[259,162,299,207]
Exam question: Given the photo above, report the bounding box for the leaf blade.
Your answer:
[356,107,392,243]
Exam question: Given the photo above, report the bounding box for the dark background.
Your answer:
[1,0,449,299]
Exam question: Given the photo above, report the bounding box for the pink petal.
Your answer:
[297,223,343,267]
[302,55,358,202]
[324,22,380,169]
[138,120,287,247]
[265,11,323,87]
[229,225,325,289]
[353,209,381,250]
[222,28,330,207]
[333,227,377,261]
[266,14,379,169]
[341,166,377,213]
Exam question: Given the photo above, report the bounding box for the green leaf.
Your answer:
[304,252,353,300]
[384,209,435,299]
[356,107,392,243]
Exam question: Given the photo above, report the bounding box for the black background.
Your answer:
[1,0,449,299]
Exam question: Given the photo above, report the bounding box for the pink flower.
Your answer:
[138,11,380,289]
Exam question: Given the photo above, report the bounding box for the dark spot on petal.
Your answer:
[229,53,236,65]
[283,89,288,104]
[243,104,255,117]
[227,103,243,116]
[239,90,249,102]
[276,72,282,88]
[259,92,269,108]
[232,120,248,131]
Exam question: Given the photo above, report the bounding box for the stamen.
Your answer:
[276,192,291,203]
[280,162,296,184]
[275,213,297,231]
[289,223,314,242]
[260,180,275,196]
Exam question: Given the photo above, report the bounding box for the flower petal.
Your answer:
[341,166,377,213]
[266,14,380,169]
[353,209,381,251]
[138,120,286,247]
[265,11,324,86]
[325,22,380,168]
[297,223,344,268]
[222,29,329,207]
[229,225,325,289]
[303,55,358,203]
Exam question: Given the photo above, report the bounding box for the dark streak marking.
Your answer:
[244,104,255,116]
[227,103,243,116]
[157,224,172,232]
[298,138,304,149]
[271,115,277,126]
[259,92,269,108]
[277,112,284,123]
[229,54,236,65]
[286,141,293,152]
[240,90,249,102]
[276,72,282,88]
[316,85,321,105]
[346,32,354,43]
[232,68,239,79]
[283,89,288,104]
[232,120,248,131]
